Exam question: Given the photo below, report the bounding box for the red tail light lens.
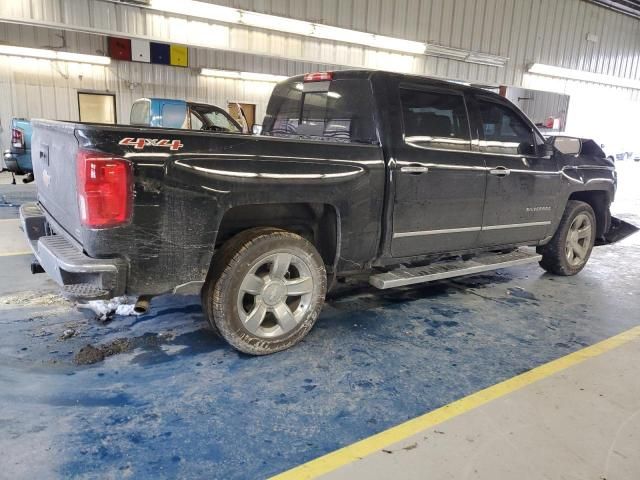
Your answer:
[76,150,133,228]
[303,71,333,82]
[11,128,24,149]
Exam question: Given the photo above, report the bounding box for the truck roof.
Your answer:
[282,69,498,97]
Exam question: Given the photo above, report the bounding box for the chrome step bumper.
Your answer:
[369,249,541,289]
[19,202,126,299]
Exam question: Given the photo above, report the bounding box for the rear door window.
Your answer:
[264,79,378,144]
[400,88,471,151]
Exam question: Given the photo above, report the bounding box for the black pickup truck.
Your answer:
[21,70,620,355]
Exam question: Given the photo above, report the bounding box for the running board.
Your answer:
[369,249,541,289]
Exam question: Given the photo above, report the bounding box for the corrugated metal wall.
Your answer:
[0,22,342,149]
[0,0,639,150]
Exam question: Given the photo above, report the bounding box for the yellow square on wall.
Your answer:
[170,45,188,67]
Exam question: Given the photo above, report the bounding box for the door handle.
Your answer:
[400,165,429,174]
[489,167,510,177]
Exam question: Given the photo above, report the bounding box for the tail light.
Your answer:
[303,71,333,82]
[76,150,133,228]
[11,128,24,149]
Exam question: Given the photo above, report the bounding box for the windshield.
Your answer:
[191,106,241,133]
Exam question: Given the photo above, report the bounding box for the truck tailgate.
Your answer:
[31,120,83,241]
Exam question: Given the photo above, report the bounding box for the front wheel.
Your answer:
[202,228,327,355]
[537,200,596,276]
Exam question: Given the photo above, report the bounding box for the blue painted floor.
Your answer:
[1,234,639,479]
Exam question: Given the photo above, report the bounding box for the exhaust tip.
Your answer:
[30,261,45,274]
[133,296,152,314]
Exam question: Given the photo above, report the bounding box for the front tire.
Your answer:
[538,200,596,276]
[202,228,327,355]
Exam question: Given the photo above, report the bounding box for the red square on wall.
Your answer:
[108,37,131,61]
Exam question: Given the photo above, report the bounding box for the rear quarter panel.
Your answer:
[77,127,385,295]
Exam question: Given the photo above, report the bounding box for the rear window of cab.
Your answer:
[262,79,378,145]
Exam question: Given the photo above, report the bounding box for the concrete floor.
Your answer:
[0,162,638,479]
[322,333,640,480]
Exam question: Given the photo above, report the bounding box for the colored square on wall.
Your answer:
[108,37,131,61]
[150,42,170,65]
[131,39,150,63]
[169,44,189,67]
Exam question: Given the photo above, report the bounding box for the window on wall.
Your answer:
[400,88,471,151]
[476,98,535,155]
[78,92,117,124]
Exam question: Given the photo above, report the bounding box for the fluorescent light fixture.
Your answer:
[528,63,640,90]
[200,68,286,82]
[240,11,313,36]
[0,45,111,65]
[149,0,241,23]
[147,0,506,64]
[466,52,509,67]
[424,44,508,66]
[424,44,469,61]
[149,0,424,55]
[310,24,425,54]
[200,68,240,79]
[0,45,56,59]
[56,51,112,65]
[240,71,287,82]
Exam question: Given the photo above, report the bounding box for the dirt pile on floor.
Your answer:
[74,332,173,365]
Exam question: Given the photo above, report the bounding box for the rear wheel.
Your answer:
[538,200,596,276]
[202,228,327,355]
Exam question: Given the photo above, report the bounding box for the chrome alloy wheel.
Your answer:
[565,213,592,267]
[236,252,314,338]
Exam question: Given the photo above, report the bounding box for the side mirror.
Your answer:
[542,143,554,157]
[518,142,536,156]
[552,136,581,156]
[252,124,263,135]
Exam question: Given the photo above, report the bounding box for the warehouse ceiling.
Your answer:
[589,0,640,19]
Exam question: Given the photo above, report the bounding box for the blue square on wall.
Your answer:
[150,42,170,65]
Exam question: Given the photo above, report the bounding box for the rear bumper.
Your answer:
[20,202,127,299]
[3,151,23,174]
[3,150,31,173]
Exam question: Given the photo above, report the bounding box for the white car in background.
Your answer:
[600,142,633,162]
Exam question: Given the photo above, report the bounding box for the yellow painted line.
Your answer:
[0,218,20,222]
[271,325,640,480]
[0,251,32,257]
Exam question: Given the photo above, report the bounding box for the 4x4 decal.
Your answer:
[119,137,184,151]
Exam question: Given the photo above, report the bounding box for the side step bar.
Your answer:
[369,249,541,289]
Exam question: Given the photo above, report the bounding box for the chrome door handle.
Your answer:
[400,165,429,174]
[489,167,510,177]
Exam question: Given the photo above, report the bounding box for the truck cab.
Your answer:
[129,98,243,133]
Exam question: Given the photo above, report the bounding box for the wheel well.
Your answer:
[216,203,339,272]
[568,191,610,237]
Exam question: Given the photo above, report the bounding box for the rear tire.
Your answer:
[202,228,326,355]
[537,200,596,276]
